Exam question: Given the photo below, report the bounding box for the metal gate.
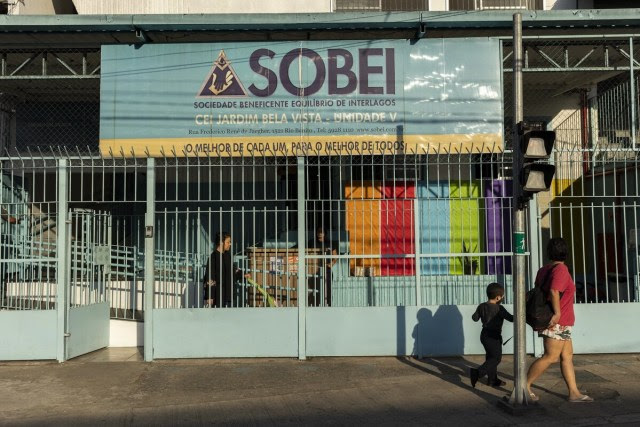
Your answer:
[64,208,110,359]
[0,158,60,360]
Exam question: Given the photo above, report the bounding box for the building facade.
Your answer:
[1,5,639,361]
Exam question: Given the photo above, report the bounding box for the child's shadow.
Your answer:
[401,307,563,402]
[397,307,505,404]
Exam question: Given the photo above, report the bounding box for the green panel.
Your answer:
[449,181,483,275]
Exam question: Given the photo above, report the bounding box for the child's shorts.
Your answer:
[538,324,572,341]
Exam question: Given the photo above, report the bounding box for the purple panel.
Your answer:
[485,180,512,275]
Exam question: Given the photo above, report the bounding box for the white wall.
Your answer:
[429,0,448,11]
[9,0,76,15]
[544,0,594,9]
[72,0,332,14]
[110,319,143,347]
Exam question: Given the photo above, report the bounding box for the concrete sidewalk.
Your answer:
[1,350,639,426]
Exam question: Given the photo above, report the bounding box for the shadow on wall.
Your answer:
[411,306,464,358]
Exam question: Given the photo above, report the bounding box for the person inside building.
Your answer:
[203,232,249,308]
[307,227,337,307]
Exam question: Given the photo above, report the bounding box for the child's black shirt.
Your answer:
[472,302,513,335]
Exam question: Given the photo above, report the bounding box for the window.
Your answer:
[335,0,429,12]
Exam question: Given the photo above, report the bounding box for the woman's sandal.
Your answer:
[569,395,594,403]
[528,392,540,402]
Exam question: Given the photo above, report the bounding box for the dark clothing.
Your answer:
[203,249,234,307]
[307,238,335,307]
[472,302,513,334]
[472,302,513,384]
[478,330,503,384]
[307,238,335,254]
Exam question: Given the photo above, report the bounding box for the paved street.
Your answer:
[1,350,639,426]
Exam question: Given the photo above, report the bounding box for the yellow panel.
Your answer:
[100,133,504,158]
[549,178,586,275]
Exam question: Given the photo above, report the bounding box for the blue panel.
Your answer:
[306,304,534,357]
[153,308,298,358]
[572,303,640,353]
[67,302,110,359]
[0,311,57,360]
[418,181,450,274]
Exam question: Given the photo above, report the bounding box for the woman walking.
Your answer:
[526,237,593,403]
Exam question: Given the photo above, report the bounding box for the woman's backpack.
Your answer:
[525,265,558,331]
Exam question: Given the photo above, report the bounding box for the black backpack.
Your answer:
[526,265,558,331]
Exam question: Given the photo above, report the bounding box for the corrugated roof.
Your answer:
[0,10,639,46]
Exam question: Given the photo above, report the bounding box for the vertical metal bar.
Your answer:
[630,37,637,150]
[42,52,47,76]
[529,195,540,287]
[56,159,68,363]
[297,156,306,360]
[144,158,155,362]
[414,197,421,306]
[509,12,528,406]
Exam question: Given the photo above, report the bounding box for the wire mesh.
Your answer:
[0,48,100,156]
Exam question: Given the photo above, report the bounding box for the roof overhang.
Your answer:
[0,9,640,46]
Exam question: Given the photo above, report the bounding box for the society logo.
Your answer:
[197,50,247,98]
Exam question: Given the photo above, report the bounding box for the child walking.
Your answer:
[470,282,513,388]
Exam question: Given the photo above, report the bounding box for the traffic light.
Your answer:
[517,122,556,207]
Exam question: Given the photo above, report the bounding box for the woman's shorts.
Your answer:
[538,325,572,341]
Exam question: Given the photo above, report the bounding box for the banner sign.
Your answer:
[100,39,503,157]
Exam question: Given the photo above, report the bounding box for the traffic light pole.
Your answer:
[509,12,530,407]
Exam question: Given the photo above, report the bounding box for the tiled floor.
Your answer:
[71,347,143,362]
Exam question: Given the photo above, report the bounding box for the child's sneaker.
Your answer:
[470,368,479,388]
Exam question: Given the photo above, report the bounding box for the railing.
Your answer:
[334,0,543,11]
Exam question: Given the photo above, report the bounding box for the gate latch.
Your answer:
[145,226,153,238]
[93,245,111,268]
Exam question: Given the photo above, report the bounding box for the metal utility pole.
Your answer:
[509,12,529,406]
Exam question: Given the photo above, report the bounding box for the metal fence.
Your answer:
[2,35,639,327]
[1,157,58,310]
[148,151,514,310]
[505,36,640,304]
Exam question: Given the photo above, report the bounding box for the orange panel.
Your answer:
[345,183,384,200]
[345,200,381,275]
